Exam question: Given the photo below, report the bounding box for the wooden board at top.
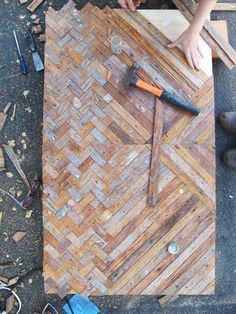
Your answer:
[43,1,216,298]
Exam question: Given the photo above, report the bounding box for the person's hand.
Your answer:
[118,0,141,11]
[167,27,204,70]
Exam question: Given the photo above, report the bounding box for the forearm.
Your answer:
[189,0,217,33]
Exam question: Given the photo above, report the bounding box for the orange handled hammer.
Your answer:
[124,63,200,115]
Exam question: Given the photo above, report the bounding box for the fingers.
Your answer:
[118,0,128,8]
[191,51,200,70]
[197,46,204,58]
[186,51,194,69]
[126,0,136,11]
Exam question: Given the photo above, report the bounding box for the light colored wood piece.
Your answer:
[0,148,5,171]
[27,0,44,12]
[138,10,212,76]
[214,3,236,11]
[19,0,28,3]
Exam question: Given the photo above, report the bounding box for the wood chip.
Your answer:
[0,211,2,224]
[2,144,30,189]
[7,276,19,286]
[28,0,44,13]
[6,294,15,313]
[32,24,43,34]
[19,0,28,4]
[12,231,26,243]
[25,210,33,218]
[33,18,41,24]
[38,33,46,42]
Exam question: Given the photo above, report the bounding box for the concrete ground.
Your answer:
[0,0,235,313]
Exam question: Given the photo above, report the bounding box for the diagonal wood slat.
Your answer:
[43,1,215,298]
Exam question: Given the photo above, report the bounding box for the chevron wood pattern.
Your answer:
[43,1,216,298]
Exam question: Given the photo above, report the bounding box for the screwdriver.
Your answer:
[13,30,27,75]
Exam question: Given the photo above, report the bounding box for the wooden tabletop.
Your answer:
[42,1,215,297]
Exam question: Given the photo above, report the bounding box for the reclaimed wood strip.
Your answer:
[147,98,164,206]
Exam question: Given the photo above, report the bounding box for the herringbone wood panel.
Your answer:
[43,1,215,297]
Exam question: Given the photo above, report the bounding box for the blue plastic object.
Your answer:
[63,294,100,314]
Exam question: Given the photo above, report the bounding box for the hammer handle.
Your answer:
[136,79,163,97]
[136,79,200,115]
[160,91,200,115]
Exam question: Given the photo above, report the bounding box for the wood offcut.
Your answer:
[27,0,44,12]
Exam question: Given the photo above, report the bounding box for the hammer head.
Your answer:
[124,63,140,93]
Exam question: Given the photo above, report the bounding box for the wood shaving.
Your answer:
[7,140,15,147]
[23,90,30,99]
[25,210,32,219]
[6,172,13,178]
[25,107,32,113]
[16,190,22,197]
[10,104,17,121]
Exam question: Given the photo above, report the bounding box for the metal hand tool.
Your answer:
[13,30,27,75]
[124,63,200,115]
[27,33,44,72]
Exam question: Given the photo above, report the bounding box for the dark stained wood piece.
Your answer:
[148,98,164,206]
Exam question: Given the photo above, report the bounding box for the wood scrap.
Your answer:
[0,102,12,131]
[0,147,5,171]
[172,0,236,69]
[0,261,15,270]
[158,295,179,307]
[27,0,44,13]
[0,211,2,225]
[19,0,28,4]
[0,275,9,285]
[33,18,41,24]
[7,276,20,286]
[6,294,15,313]
[38,33,45,42]
[12,231,26,243]
[147,98,164,206]
[214,3,236,11]
[2,144,30,189]
[32,24,43,34]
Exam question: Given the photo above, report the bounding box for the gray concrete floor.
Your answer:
[0,0,235,313]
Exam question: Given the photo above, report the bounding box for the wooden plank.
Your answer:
[27,0,44,12]
[172,0,236,69]
[214,3,236,11]
[147,98,164,206]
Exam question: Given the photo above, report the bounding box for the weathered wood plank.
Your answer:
[148,98,164,206]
